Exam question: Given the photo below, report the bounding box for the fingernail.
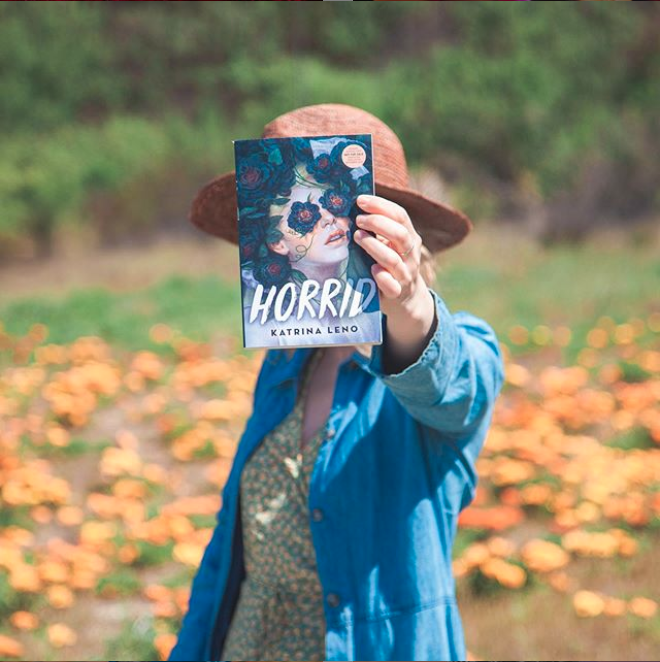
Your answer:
[356,215,365,225]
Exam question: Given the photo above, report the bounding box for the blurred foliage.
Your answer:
[0,2,658,256]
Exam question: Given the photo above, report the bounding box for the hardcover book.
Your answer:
[234,133,383,349]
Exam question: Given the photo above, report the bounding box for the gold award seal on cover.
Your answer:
[341,143,367,168]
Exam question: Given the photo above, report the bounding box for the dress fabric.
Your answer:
[220,347,328,661]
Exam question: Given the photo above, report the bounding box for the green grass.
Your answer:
[439,228,660,357]
[1,229,658,364]
[133,540,176,568]
[608,426,655,451]
[95,568,143,598]
[19,434,113,459]
[0,273,245,359]
[103,617,160,662]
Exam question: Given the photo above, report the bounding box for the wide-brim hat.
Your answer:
[189,103,472,253]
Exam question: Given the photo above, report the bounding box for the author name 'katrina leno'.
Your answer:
[249,277,377,325]
[271,324,360,338]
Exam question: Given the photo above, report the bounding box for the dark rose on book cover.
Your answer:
[234,134,382,349]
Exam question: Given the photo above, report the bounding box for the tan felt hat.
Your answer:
[189,103,472,253]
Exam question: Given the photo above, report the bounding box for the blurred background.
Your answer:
[0,3,659,661]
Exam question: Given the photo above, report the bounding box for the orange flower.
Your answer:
[142,463,168,484]
[118,544,139,564]
[491,459,536,486]
[70,569,98,591]
[485,536,517,558]
[481,558,527,589]
[174,587,191,612]
[168,515,195,541]
[112,478,148,499]
[573,590,605,617]
[144,584,172,602]
[47,623,77,648]
[452,558,469,579]
[205,459,232,487]
[154,633,178,661]
[130,351,164,381]
[561,530,620,558]
[99,447,143,477]
[9,611,38,630]
[9,563,42,592]
[628,597,658,618]
[161,495,221,518]
[458,505,525,532]
[153,601,178,618]
[603,597,627,617]
[38,560,70,584]
[56,505,85,526]
[587,328,609,349]
[149,323,174,344]
[79,521,117,549]
[198,399,234,422]
[547,571,571,593]
[124,370,146,392]
[520,483,552,506]
[539,366,589,396]
[505,363,531,388]
[46,585,75,609]
[30,504,53,524]
[521,539,570,573]
[116,429,139,450]
[461,543,490,569]
[508,325,529,345]
[0,635,24,659]
[46,426,70,447]
[172,542,205,568]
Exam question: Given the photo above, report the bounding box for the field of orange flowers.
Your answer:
[0,311,659,660]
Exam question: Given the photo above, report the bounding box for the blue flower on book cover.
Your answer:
[235,134,381,348]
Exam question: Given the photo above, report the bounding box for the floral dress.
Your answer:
[220,347,329,661]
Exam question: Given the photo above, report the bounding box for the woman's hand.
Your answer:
[354,194,437,373]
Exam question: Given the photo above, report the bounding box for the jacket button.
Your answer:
[311,508,324,522]
[325,428,336,440]
[326,592,341,608]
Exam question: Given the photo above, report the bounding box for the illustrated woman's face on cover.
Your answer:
[267,184,352,266]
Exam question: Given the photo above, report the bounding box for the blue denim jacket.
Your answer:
[168,287,505,662]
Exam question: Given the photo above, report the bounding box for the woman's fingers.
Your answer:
[356,194,417,235]
[370,263,403,299]
[354,229,413,289]
[355,213,413,256]
[354,193,424,307]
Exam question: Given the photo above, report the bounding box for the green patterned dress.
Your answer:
[220,347,328,661]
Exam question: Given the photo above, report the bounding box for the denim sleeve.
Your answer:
[364,286,505,468]
[167,515,226,661]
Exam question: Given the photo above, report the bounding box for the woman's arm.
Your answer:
[380,282,438,375]
[366,285,505,439]
[353,193,505,440]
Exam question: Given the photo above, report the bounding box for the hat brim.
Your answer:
[189,171,472,254]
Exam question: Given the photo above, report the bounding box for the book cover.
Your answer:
[234,133,382,350]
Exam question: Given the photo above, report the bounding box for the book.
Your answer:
[234,133,382,350]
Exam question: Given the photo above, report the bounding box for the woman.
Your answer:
[168,103,505,662]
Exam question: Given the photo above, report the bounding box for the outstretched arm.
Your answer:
[367,285,505,439]
[353,193,505,440]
